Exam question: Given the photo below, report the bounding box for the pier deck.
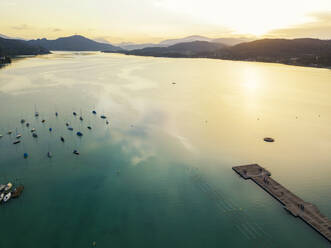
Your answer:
[233,164,331,242]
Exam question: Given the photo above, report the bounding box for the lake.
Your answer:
[0,52,330,247]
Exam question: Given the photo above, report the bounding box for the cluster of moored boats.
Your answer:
[0,109,109,158]
[0,182,24,204]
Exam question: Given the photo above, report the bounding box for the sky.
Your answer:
[1,0,331,43]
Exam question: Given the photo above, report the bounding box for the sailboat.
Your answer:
[34,104,39,117]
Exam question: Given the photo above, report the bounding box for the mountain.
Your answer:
[27,35,122,51]
[112,41,227,57]
[117,35,253,50]
[0,34,26,40]
[0,37,50,57]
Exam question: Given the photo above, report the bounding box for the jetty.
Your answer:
[233,164,331,242]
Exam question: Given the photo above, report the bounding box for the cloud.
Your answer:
[11,24,31,30]
[267,12,331,39]
[52,28,62,32]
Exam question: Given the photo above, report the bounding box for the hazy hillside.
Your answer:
[117,41,227,57]
[0,37,50,57]
[27,35,122,51]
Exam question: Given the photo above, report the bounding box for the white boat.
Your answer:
[0,193,4,202]
[0,134,3,138]
[31,128,36,132]
[16,134,22,139]
[3,192,11,202]
[4,183,12,191]
[7,130,12,135]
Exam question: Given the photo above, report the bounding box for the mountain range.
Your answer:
[27,35,122,51]
[0,37,49,57]
[116,35,252,50]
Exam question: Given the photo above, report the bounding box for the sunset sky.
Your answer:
[1,0,331,43]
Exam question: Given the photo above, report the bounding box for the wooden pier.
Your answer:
[233,164,331,242]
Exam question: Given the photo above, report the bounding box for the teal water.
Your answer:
[0,52,330,247]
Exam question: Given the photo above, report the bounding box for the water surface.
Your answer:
[0,52,330,247]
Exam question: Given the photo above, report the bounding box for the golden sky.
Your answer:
[1,0,331,43]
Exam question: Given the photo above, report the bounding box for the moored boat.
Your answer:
[4,183,12,192]
[100,115,107,119]
[0,184,6,192]
[3,192,11,202]
[68,127,74,131]
[87,126,92,130]
[73,150,80,155]
[32,133,38,138]
[31,128,36,132]
[16,134,22,139]
[47,152,52,158]
[12,185,24,198]
[13,140,21,144]
[0,193,4,202]
[60,136,65,142]
[76,131,83,137]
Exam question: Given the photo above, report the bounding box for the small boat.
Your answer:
[47,152,52,158]
[73,150,80,155]
[106,120,109,125]
[0,193,4,202]
[26,122,30,127]
[73,112,77,116]
[60,137,65,142]
[16,134,22,139]
[23,153,28,159]
[20,119,25,124]
[4,183,12,192]
[76,131,83,137]
[100,115,107,119]
[3,192,11,202]
[13,140,21,144]
[49,128,52,132]
[0,184,6,192]
[41,119,46,123]
[68,127,74,131]
[92,110,97,114]
[66,122,70,127]
[87,126,92,130]
[31,128,36,132]
[7,130,12,135]
[35,112,39,117]
[12,186,24,198]
[0,134,3,138]
[55,112,58,116]
[32,133,38,138]
[264,137,275,143]
[79,116,83,121]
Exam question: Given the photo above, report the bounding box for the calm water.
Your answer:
[0,52,330,247]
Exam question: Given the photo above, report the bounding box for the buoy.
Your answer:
[24,153,28,159]
[264,137,275,142]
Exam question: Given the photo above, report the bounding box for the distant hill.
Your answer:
[27,35,122,51]
[0,37,50,57]
[211,38,331,67]
[114,41,227,57]
[117,35,252,50]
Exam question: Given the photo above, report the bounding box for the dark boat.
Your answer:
[73,150,80,155]
[32,133,38,138]
[66,122,70,127]
[100,115,107,119]
[55,112,58,116]
[20,119,25,124]
[76,131,83,137]
[12,185,24,198]
[92,110,97,114]
[60,137,65,142]
[87,126,92,130]
[26,122,30,127]
[68,127,74,131]
[106,120,109,125]
[73,112,77,116]
[41,119,46,123]
[13,140,21,144]
[264,137,275,142]
[35,112,39,117]
[79,116,83,121]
